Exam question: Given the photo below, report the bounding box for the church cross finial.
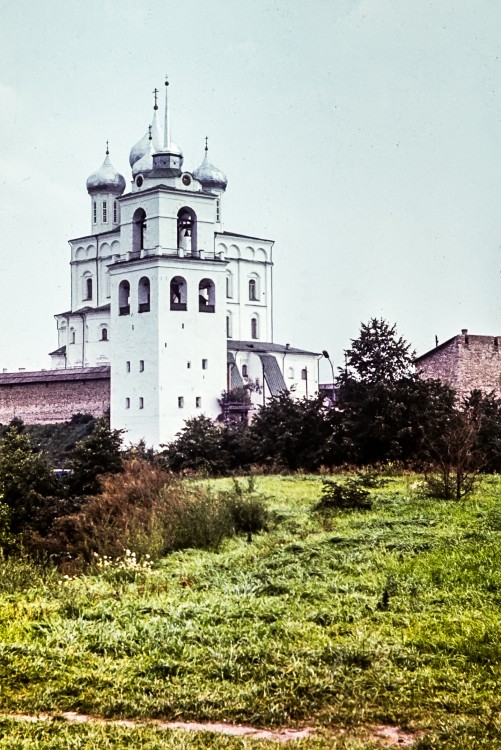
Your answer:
[205,136,208,153]
[153,87,159,111]
[148,124,152,140]
[106,140,109,155]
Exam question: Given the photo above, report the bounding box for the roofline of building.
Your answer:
[0,365,111,386]
[70,228,120,243]
[228,340,320,356]
[415,336,458,362]
[415,333,501,362]
[120,183,216,202]
[108,253,226,270]
[220,230,274,244]
[54,304,111,318]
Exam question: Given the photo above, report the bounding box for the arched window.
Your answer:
[287,366,295,379]
[138,276,150,313]
[242,364,248,378]
[226,271,233,298]
[249,277,259,301]
[251,315,259,340]
[199,278,215,312]
[82,273,93,301]
[132,208,146,254]
[177,207,197,256]
[170,276,187,310]
[226,313,232,338]
[101,327,108,341]
[119,280,130,315]
[70,328,76,344]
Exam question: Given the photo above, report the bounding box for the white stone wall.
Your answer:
[109,255,227,447]
[218,236,274,342]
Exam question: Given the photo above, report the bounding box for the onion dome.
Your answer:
[132,128,154,177]
[193,139,227,191]
[129,109,163,167]
[86,146,126,195]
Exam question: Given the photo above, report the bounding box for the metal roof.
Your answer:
[258,354,287,396]
[0,366,110,386]
[228,340,320,357]
[227,352,244,389]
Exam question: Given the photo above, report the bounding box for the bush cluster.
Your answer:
[0,416,269,567]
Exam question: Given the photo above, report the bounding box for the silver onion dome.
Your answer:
[132,137,153,177]
[130,131,183,166]
[193,146,227,191]
[86,152,126,195]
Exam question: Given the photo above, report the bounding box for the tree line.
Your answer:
[1,318,500,560]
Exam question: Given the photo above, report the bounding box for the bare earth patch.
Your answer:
[1,713,314,742]
[370,724,422,746]
[1,713,423,745]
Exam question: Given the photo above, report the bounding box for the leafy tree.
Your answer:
[0,422,59,534]
[422,407,485,500]
[336,319,458,465]
[462,390,501,473]
[65,417,123,496]
[341,318,415,384]
[249,391,335,471]
[164,415,231,475]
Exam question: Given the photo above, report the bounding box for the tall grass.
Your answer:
[0,474,500,749]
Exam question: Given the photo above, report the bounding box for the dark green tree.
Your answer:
[462,390,501,473]
[65,417,123,496]
[341,318,415,384]
[336,319,457,465]
[0,422,59,534]
[164,415,231,475]
[249,391,335,471]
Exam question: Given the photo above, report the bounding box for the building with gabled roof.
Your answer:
[415,329,501,400]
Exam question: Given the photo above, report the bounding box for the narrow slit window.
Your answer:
[93,201,97,224]
[178,396,184,408]
[126,361,130,372]
[139,360,144,372]
[113,201,118,223]
[102,201,107,223]
[139,397,144,409]
[125,397,130,409]
[202,359,208,370]
[196,397,202,408]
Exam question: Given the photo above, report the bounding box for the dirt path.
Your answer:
[0,712,421,746]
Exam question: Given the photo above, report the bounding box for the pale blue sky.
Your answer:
[1,0,500,377]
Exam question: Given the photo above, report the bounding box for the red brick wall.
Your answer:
[0,378,110,425]
[417,335,501,399]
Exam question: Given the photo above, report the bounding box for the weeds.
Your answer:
[316,477,373,512]
[0,474,500,749]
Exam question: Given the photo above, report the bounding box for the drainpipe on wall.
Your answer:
[79,311,86,367]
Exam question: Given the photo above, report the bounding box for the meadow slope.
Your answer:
[0,474,500,748]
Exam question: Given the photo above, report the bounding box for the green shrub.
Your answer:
[219,478,269,534]
[160,484,234,551]
[316,477,372,511]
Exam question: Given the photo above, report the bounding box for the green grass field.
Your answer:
[0,474,500,748]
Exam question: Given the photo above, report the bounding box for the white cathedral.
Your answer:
[46,82,319,446]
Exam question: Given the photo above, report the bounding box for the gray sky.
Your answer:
[1,0,500,379]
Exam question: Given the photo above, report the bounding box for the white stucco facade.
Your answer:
[50,85,320,446]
